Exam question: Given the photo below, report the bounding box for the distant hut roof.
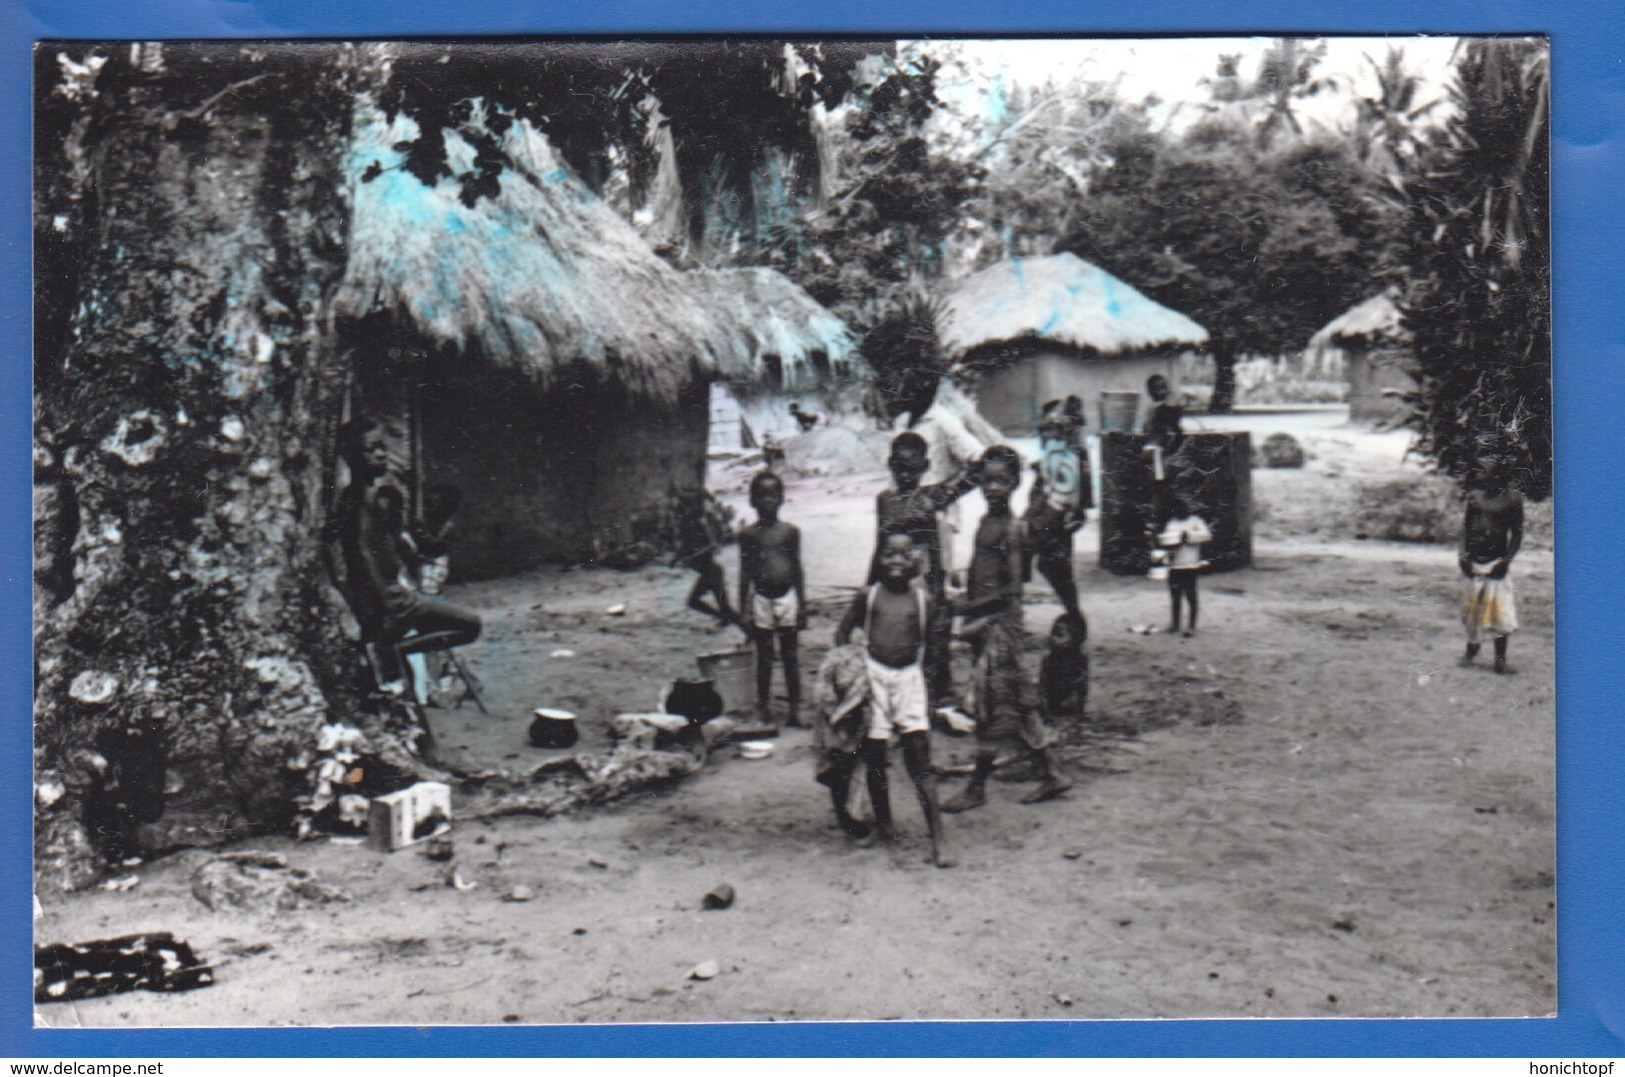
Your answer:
[1309,293,1409,350]
[938,253,1209,363]
[690,267,858,390]
[336,102,749,404]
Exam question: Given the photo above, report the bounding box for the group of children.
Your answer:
[686,382,1528,868]
[707,429,1092,868]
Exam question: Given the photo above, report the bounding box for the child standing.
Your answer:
[738,470,807,726]
[1158,497,1212,636]
[870,432,977,722]
[1026,399,1091,628]
[1460,455,1524,673]
[836,531,955,868]
[941,446,1073,812]
[1144,374,1186,534]
[1040,613,1089,729]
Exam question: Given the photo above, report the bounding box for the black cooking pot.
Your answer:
[529,708,579,750]
[664,679,723,725]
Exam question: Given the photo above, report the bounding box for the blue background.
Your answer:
[2,0,1621,1059]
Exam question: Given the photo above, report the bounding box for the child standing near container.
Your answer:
[1158,496,1212,637]
[836,531,955,868]
[738,470,807,726]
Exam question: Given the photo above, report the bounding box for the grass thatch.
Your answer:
[1309,293,1408,350]
[937,253,1209,362]
[690,267,859,390]
[336,100,750,404]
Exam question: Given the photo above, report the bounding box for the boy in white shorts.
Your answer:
[835,531,954,867]
[739,470,807,726]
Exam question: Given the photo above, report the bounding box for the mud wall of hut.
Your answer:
[971,345,1179,436]
[418,365,709,580]
[1345,347,1416,421]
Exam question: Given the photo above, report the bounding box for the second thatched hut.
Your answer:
[1308,293,1415,422]
[335,103,755,579]
[938,253,1209,437]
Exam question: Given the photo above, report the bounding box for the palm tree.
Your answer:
[1198,38,1338,152]
[1396,37,1550,496]
[1353,46,1440,179]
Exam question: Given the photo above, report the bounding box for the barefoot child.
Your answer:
[870,432,977,724]
[673,487,742,631]
[738,470,807,726]
[941,446,1072,812]
[1158,495,1211,637]
[836,532,955,867]
[1460,455,1524,673]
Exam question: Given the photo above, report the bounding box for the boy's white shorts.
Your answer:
[864,655,930,739]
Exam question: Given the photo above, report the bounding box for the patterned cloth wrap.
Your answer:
[966,612,1056,753]
[1462,563,1518,643]
[813,644,870,786]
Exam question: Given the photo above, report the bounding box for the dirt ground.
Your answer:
[35,409,1555,1026]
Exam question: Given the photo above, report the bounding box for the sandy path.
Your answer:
[36,420,1554,1026]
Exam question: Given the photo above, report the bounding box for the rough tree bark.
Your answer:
[34,45,366,890]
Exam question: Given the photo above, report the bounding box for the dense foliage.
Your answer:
[1392,39,1551,499]
[376,42,881,257]
[765,52,982,336]
[1065,121,1389,411]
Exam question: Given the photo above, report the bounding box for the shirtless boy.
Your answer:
[870,432,977,721]
[1459,455,1525,674]
[738,470,807,726]
[836,532,954,867]
[942,446,1072,812]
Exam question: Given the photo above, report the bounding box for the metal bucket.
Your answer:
[1099,390,1142,432]
[696,649,755,714]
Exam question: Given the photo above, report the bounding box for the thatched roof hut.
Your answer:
[1308,293,1408,351]
[937,253,1208,435]
[336,101,750,404]
[690,267,858,391]
[333,102,755,576]
[1309,294,1415,422]
[688,266,862,451]
[940,252,1209,361]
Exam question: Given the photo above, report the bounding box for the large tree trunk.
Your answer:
[34,46,363,890]
[1207,338,1238,414]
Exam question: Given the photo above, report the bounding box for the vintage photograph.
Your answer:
[32,37,1553,1024]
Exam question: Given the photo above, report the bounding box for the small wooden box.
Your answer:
[367,781,452,852]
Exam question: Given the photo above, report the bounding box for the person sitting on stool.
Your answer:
[336,419,481,693]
